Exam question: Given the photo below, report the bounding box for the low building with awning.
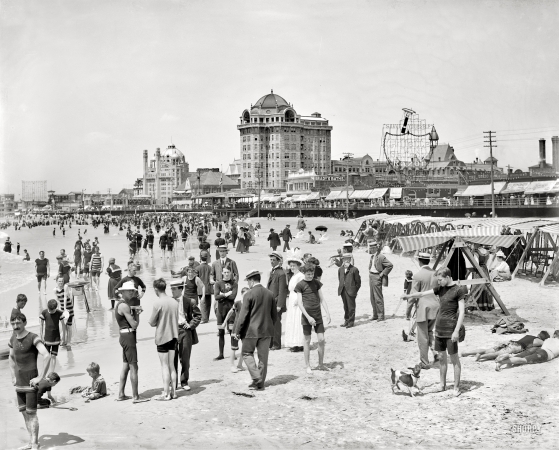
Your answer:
[369,187,389,199]
[389,187,403,199]
[524,179,559,195]
[456,182,507,197]
[349,189,374,200]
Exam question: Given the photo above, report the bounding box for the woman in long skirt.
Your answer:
[284,258,305,352]
[106,258,122,310]
[236,228,248,253]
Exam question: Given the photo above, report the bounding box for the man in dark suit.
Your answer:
[266,252,288,349]
[281,225,292,252]
[337,254,362,328]
[267,229,281,251]
[234,270,277,391]
[211,246,239,283]
[170,279,202,391]
[368,242,393,321]
[197,252,213,323]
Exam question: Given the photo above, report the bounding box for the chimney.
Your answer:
[539,138,546,168]
[552,136,559,173]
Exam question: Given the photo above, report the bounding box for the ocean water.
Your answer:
[0,224,198,352]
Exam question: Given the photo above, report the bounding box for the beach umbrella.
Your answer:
[315,225,328,232]
[237,221,249,228]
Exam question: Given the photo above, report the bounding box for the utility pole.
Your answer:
[484,131,497,218]
[341,152,353,216]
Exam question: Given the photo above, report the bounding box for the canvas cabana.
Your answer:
[397,228,522,315]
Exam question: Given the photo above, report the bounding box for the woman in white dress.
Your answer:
[284,257,305,352]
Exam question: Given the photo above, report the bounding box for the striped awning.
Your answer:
[325,190,343,200]
[524,180,558,195]
[459,182,507,197]
[350,189,374,199]
[540,224,559,236]
[369,187,388,199]
[397,228,520,253]
[306,192,321,201]
[292,194,309,202]
[501,181,531,194]
[509,220,559,232]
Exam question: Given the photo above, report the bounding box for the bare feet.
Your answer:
[230,367,238,373]
[454,389,462,397]
[132,397,150,403]
[115,395,132,401]
[315,365,329,371]
[475,353,481,361]
[306,367,312,374]
[495,364,502,372]
[154,395,171,401]
[17,443,32,450]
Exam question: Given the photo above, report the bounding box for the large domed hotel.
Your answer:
[237,90,332,190]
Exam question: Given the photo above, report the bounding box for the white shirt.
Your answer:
[177,296,187,326]
[542,338,559,360]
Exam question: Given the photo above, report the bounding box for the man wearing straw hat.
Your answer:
[368,241,393,322]
[234,270,277,391]
[405,252,439,369]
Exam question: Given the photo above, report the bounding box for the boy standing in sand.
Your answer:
[295,264,331,374]
[39,299,63,372]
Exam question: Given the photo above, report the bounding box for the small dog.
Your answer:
[390,364,422,397]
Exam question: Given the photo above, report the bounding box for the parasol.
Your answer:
[236,221,249,228]
[315,226,328,232]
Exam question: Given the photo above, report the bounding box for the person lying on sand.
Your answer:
[496,330,559,371]
[462,331,549,362]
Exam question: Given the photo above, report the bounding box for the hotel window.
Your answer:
[248,163,251,168]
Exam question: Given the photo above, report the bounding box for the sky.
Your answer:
[1,0,558,197]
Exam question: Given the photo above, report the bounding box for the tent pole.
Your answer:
[539,250,559,287]
[461,245,509,315]
[511,230,537,280]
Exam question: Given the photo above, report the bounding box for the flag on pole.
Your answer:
[219,172,223,186]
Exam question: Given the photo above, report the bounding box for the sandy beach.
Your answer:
[1,217,558,449]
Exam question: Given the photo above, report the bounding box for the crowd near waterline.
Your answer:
[2,212,559,450]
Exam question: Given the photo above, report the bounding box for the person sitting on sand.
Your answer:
[488,250,511,282]
[496,330,559,371]
[462,331,549,362]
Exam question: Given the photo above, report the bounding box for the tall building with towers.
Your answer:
[237,90,332,190]
[143,144,189,204]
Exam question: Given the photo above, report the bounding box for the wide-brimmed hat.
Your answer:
[117,281,138,291]
[244,270,262,281]
[269,251,283,260]
[217,246,228,252]
[286,257,303,266]
[496,250,506,258]
[342,253,353,260]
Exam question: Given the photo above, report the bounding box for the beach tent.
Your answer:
[397,228,522,315]
[511,221,559,286]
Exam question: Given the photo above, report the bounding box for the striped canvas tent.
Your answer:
[397,227,520,253]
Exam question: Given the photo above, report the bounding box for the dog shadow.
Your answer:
[264,375,298,387]
[453,380,484,392]
[39,432,85,448]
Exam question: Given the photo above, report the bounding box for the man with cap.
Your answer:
[115,281,149,403]
[180,256,200,276]
[337,253,361,328]
[267,228,281,251]
[404,253,439,369]
[267,252,288,350]
[234,270,277,390]
[211,246,239,283]
[169,277,201,391]
[368,241,393,321]
[281,224,293,252]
